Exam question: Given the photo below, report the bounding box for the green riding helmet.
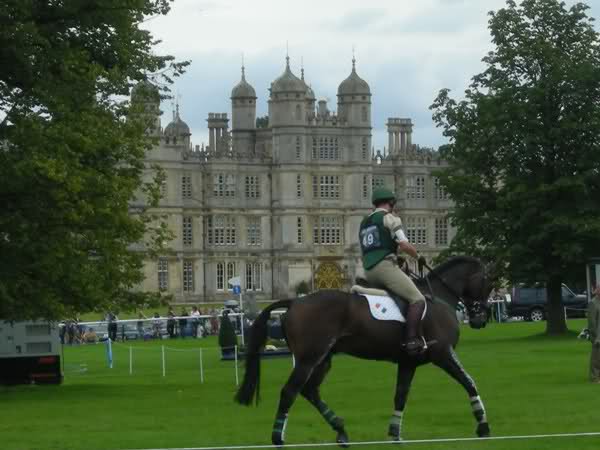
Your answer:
[372,187,396,206]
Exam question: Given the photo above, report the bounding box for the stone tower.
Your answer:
[231,66,257,155]
[130,80,161,136]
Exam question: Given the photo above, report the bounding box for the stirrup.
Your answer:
[405,336,427,356]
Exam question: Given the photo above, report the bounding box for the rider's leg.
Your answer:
[365,259,426,355]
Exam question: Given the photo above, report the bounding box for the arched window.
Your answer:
[361,106,368,122]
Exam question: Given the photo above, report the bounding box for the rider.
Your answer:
[359,187,428,356]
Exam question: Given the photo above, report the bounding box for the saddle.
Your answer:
[351,282,428,323]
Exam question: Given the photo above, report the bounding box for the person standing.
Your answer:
[190,306,201,338]
[588,284,600,383]
[136,312,146,340]
[166,308,176,338]
[178,307,188,338]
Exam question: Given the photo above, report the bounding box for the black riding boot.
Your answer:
[405,300,426,356]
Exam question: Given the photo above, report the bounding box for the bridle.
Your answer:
[419,262,488,318]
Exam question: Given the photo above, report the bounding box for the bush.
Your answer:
[218,313,238,351]
[296,280,310,296]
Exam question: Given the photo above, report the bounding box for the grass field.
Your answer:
[1,320,599,450]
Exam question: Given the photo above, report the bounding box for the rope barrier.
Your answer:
[126,431,600,450]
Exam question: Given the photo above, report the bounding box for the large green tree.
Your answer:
[0,1,187,320]
[431,0,600,334]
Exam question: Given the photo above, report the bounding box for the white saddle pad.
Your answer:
[364,295,406,322]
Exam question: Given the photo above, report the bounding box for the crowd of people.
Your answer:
[59,306,228,344]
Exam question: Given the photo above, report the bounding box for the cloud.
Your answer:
[147,0,600,150]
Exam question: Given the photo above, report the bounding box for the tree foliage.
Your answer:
[431,0,600,333]
[0,1,188,320]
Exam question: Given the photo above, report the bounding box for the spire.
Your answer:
[352,45,357,72]
[285,41,290,71]
[241,53,246,81]
[301,56,305,81]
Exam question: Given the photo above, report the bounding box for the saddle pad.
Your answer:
[364,295,407,322]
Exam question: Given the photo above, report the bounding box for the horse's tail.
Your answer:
[234,299,293,406]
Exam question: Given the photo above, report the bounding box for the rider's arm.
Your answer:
[383,213,420,259]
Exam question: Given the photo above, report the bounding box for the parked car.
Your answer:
[505,284,588,321]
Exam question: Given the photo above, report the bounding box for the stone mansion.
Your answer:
[131,57,455,303]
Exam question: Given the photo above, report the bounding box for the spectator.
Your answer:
[190,306,201,338]
[178,307,188,338]
[59,321,66,345]
[83,327,98,344]
[106,311,118,341]
[66,320,76,345]
[167,308,176,338]
[136,312,146,339]
[588,284,600,383]
[152,312,162,338]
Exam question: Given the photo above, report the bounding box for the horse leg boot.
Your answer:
[405,300,426,356]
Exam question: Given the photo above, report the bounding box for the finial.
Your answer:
[175,91,181,119]
[241,53,246,81]
[301,56,305,80]
[285,41,290,70]
[352,45,356,72]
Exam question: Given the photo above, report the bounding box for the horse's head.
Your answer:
[462,262,494,329]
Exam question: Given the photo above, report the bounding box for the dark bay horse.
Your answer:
[235,256,493,447]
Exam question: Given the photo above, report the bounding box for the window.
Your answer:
[182,216,193,247]
[361,106,368,122]
[158,258,168,291]
[227,262,237,291]
[312,175,341,199]
[362,137,368,160]
[362,175,369,200]
[313,216,343,245]
[372,176,385,190]
[245,175,260,199]
[181,175,192,199]
[405,217,427,245]
[406,176,426,200]
[312,136,339,160]
[435,217,448,246]
[297,217,303,244]
[183,260,194,293]
[213,173,236,197]
[246,262,262,291]
[207,216,236,246]
[434,177,449,201]
[295,104,301,120]
[296,174,303,198]
[295,136,302,160]
[247,217,262,246]
[216,262,224,291]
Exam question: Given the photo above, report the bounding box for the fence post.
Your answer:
[234,345,239,386]
[161,345,166,377]
[199,348,204,384]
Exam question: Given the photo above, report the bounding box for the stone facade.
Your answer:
[131,58,455,303]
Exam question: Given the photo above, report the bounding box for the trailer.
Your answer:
[0,321,63,385]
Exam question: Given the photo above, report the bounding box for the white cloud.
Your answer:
[145,0,600,150]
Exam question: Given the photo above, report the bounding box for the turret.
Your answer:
[268,56,307,128]
[336,57,371,127]
[130,80,161,136]
[231,66,257,131]
[163,104,191,148]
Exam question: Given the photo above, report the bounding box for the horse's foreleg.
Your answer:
[434,348,490,438]
[272,363,315,447]
[301,356,349,448]
[388,364,416,441]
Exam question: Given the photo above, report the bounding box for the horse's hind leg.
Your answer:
[271,361,317,447]
[301,355,349,448]
[434,348,490,437]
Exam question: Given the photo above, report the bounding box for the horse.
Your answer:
[235,256,494,447]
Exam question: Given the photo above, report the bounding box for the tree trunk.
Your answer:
[545,276,567,335]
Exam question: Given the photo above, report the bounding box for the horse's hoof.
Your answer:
[336,431,350,448]
[387,424,402,441]
[476,422,490,438]
[271,433,284,447]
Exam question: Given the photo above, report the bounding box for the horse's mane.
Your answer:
[430,256,483,276]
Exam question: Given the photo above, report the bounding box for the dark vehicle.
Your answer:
[506,284,588,321]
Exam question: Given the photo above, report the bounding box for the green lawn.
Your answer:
[1,320,599,450]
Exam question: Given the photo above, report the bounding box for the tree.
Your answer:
[0,1,188,320]
[431,0,600,334]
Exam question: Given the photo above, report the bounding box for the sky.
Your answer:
[145,0,600,151]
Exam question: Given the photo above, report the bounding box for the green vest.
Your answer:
[359,211,397,270]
